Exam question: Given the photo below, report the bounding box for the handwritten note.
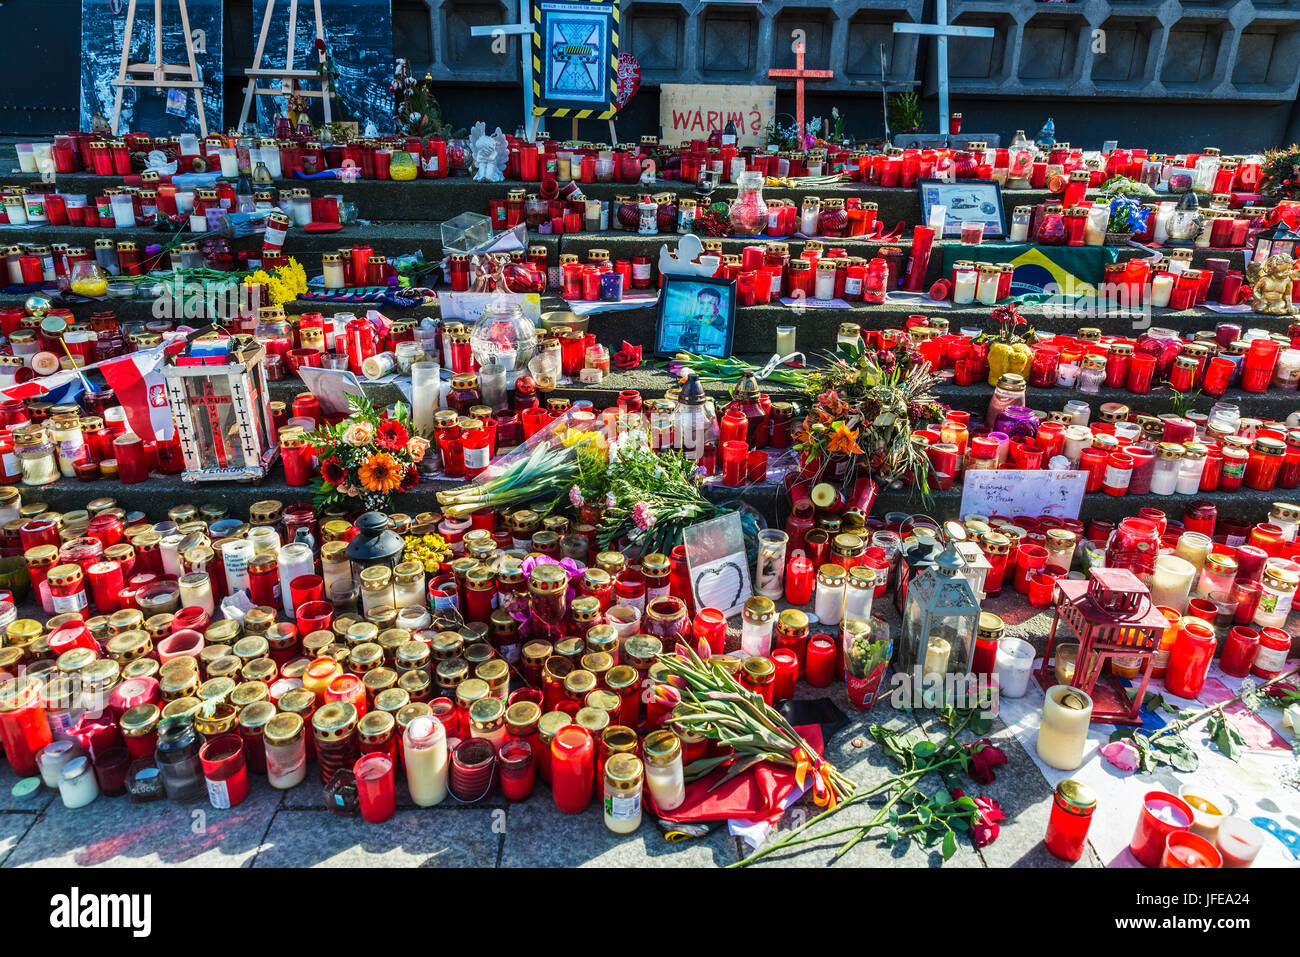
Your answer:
[959,470,1088,521]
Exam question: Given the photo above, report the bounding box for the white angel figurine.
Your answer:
[470,122,509,183]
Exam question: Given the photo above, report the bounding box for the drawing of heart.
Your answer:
[695,561,744,611]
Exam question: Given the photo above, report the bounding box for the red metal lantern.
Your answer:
[1036,567,1168,725]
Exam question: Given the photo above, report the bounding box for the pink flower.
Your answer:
[632,501,656,532]
[1100,739,1139,773]
[568,485,584,508]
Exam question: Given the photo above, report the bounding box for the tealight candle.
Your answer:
[1036,685,1093,771]
[1178,784,1228,841]
[1216,816,1264,868]
[1130,791,1193,867]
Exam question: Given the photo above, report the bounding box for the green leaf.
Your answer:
[1170,748,1200,773]
[913,741,937,759]
[941,830,958,861]
[885,825,899,847]
[915,805,933,825]
[951,817,970,831]
[933,789,952,807]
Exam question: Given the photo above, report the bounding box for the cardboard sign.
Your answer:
[659,84,775,148]
[958,470,1089,521]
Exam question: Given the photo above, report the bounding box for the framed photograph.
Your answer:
[918,178,1007,240]
[532,0,621,120]
[654,275,737,359]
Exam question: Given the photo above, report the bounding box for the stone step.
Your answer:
[264,360,1300,422]
[15,459,1292,530]
[2,286,1282,354]
[6,168,1057,226]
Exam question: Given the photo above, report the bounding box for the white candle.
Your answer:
[1150,273,1174,308]
[278,542,316,618]
[403,716,448,806]
[814,567,845,626]
[1150,555,1196,612]
[1179,785,1228,842]
[58,756,100,808]
[1036,685,1093,771]
[178,572,215,616]
[643,731,685,811]
[953,269,977,304]
[924,636,952,679]
[222,540,254,596]
[995,637,1035,698]
[1216,816,1264,867]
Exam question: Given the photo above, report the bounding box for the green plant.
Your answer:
[1099,174,1154,200]
[1261,145,1300,201]
[888,92,923,134]
[391,58,444,137]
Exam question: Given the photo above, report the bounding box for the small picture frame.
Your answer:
[654,274,737,359]
[918,178,1007,240]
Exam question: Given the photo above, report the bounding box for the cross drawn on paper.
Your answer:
[767,42,833,140]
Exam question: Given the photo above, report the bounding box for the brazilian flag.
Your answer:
[940,242,1121,299]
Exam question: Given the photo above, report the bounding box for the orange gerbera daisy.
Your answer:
[358,452,404,495]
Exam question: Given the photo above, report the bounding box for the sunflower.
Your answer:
[358,452,404,495]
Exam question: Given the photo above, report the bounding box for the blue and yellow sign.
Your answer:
[532,0,620,120]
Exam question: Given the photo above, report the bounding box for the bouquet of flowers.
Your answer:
[563,441,723,555]
[390,59,444,138]
[797,336,944,496]
[436,411,597,517]
[305,395,426,511]
[974,302,1036,386]
[1261,145,1300,201]
[844,620,893,711]
[243,258,308,308]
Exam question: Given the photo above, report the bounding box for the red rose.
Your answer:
[967,738,1008,785]
[314,38,326,52]
[954,788,1004,848]
[399,465,418,492]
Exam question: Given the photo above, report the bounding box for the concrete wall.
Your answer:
[3,0,1298,149]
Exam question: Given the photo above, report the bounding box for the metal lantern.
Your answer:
[1251,221,1300,266]
[1037,567,1167,725]
[162,329,278,483]
[899,548,982,677]
[953,539,993,602]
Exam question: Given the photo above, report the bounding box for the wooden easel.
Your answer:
[110,0,208,137]
[239,0,332,131]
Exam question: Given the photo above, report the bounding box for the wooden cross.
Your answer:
[470,2,538,140]
[767,42,833,139]
[892,0,994,135]
[191,379,233,468]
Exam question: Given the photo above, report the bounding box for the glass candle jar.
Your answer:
[602,752,644,834]
[739,596,775,658]
[814,564,846,626]
[1044,779,1097,862]
[642,729,685,811]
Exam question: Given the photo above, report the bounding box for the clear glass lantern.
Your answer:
[899,549,981,678]
[470,296,537,373]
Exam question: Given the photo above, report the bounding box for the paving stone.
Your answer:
[4,781,282,868]
[0,812,41,866]
[0,764,55,815]
[499,796,741,867]
[253,807,500,867]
